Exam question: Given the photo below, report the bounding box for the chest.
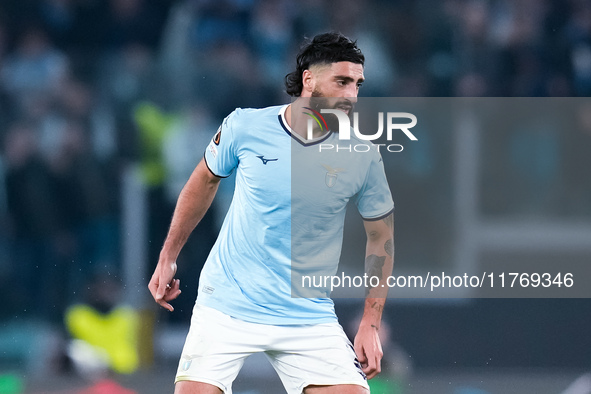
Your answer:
[233,132,369,214]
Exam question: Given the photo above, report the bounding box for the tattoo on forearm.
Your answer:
[371,301,384,313]
[365,255,385,296]
[384,239,393,257]
[365,254,385,280]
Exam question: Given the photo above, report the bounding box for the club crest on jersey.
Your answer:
[322,164,345,188]
[181,358,192,371]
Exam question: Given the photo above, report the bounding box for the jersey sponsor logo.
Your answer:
[202,285,215,294]
[256,155,278,165]
[213,127,222,145]
[322,164,345,188]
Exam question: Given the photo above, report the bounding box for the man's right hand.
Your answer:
[148,260,181,312]
[147,159,220,312]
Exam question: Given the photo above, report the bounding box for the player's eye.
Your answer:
[357,83,363,89]
[336,80,346,86]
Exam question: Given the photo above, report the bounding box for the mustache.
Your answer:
[309,98,354,111]
[333,100,353,111]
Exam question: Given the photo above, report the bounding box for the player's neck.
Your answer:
[286,102,327,141]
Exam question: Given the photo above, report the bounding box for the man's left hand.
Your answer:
[353,323,383,379]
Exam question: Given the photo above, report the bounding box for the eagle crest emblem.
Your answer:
[322,164,345,188]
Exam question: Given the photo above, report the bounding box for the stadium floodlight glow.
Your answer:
[306,110,418,141]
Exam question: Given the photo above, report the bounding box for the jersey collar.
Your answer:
[278,105,333,147]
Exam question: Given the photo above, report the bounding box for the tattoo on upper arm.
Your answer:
[383,213,394,230]
[384,239,394,257]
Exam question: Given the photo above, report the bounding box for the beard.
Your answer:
[309,88,354,133]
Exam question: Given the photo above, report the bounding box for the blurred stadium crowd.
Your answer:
[0,0,591,377]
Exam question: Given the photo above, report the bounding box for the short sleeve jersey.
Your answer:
[199,105,394,325]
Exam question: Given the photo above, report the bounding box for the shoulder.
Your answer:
[226,105,284,127]
[222,106,285,146]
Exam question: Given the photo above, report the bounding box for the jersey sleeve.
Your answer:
[204,110,239,177]
[355,151,394,220]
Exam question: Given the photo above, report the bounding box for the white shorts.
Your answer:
[175,304,369,394]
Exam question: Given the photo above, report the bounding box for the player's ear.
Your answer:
[302,69,315,95]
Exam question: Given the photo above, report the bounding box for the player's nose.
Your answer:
[345,89,358,103]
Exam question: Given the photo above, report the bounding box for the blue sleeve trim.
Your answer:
[361,207,394,221]
[203,152,231,179]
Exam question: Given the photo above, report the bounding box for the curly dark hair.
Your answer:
[284,32,365,97]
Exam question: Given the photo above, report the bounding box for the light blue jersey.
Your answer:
[199,105,393,325]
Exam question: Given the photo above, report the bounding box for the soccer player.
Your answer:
[149,32,394,394]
